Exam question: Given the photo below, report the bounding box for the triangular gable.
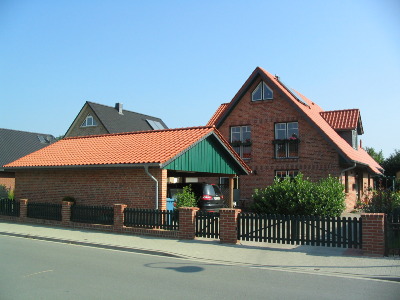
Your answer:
[208,66,382,175]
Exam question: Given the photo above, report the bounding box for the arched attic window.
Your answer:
[81,114,98,127]
[252,81,273,101]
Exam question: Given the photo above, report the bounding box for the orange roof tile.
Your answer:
[320,109,362,131]
[207,103,229,126]
[4,127,250,174]
[211,67,383,175]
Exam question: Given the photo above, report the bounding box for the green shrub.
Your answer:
[0,185,14,200]
[175,185,197,208]
[252,174,345,217]
[358,189,400,214]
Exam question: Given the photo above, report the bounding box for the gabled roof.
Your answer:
[5,127,251,175]
[206,103,229,126]
[207,67,383,175]
[65,101,168,136]
[320,109,363,134]
[0,128,56,170]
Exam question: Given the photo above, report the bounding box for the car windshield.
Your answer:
[203,184,222,196]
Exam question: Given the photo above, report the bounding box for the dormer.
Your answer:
[320,109,363,150]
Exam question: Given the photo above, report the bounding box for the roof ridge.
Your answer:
[0,128,55,136]
[321,109,359,113]
[64,126,214,140]
[87,101,164,120]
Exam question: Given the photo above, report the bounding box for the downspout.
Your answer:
[144,166,159,209]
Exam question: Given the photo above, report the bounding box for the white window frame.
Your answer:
[230,126,251,159]
[81,115,98,127]
[274,122,299,158]
[275,170,299,180]
[252,81,273,101]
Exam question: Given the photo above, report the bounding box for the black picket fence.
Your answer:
[195,211,220,238]
[27,202,62,221]
[124,208,179,230]
[386,212,400,255]
[71,205,114,225]
[238,213,362,248]
[0,198,20,217]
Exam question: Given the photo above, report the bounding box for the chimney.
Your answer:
[115,103,123,115]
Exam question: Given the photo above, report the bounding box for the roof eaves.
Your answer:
[4,162,161,171]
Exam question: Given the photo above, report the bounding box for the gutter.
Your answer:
[340,163,357,184]
[144,166,159,209]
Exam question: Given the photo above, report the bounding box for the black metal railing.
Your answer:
[0,198,20,217]
[27,202,62,221]
[196,211,220,238]
[238,213,362,249]
[386,212,400,255]
[71,205,114,225]
[124,208,179,231]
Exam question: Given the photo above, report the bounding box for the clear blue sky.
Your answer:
[1,0,399,158]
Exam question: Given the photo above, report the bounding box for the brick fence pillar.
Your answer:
[19,199,28,220]
[361,213,386,256]
[62,201,73,225]
[219,208,241,244]
[178,207,199,239]
[114,204,127,231]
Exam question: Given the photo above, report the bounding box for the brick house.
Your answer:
[65,101,168,138]
[206,67,383,211]
[4,127,250,209]
[0,128,55,196]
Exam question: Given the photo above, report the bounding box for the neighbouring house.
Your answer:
[205,67,383,211]
[4,127,251,209]
[0,128,56,196]
[64,101,168,138]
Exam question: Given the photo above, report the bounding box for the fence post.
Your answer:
[114,204,127,232]
[62,201,73,226]
[220,208,241,244]
[19,199,28,220]
[178,207,199,239]
[361,213,386,256]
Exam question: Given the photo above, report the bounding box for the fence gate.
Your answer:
[238,213,362,249]
[195,211,220,238]
[386,212,400,256]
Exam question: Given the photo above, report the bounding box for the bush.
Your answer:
[358,189,400,214]
[252,174,345,217]
[175,185,197,208]
[0,185,14,200]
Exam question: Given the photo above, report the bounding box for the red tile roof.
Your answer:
[208,67,383,175]
[5,126,251,173]
[320,109,363,132]
[206,103,229,126]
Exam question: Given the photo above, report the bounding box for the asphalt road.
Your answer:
[0,235,399,300]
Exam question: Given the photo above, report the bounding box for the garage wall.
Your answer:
[14,168,167,209]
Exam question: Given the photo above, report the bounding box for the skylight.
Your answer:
[146,119,165,130]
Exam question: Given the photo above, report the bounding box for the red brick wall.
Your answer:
[0,172,15,192]
[217,78,343,201]
[14,167,167,209]
[361,213,386,256]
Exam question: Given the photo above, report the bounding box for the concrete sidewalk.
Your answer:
[1,220,399,282]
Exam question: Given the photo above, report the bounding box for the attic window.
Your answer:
[146,119,165,130]
[252,82,273,101]
[81,115,98,127]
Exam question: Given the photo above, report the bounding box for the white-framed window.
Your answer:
[230,126,251,159]
[81,114,98,127]
[252,81,273,101]
[275,170,299,180]
[274,122,299,158]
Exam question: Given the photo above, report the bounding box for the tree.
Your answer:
[382,149,400,177]
[365,146,384,165]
